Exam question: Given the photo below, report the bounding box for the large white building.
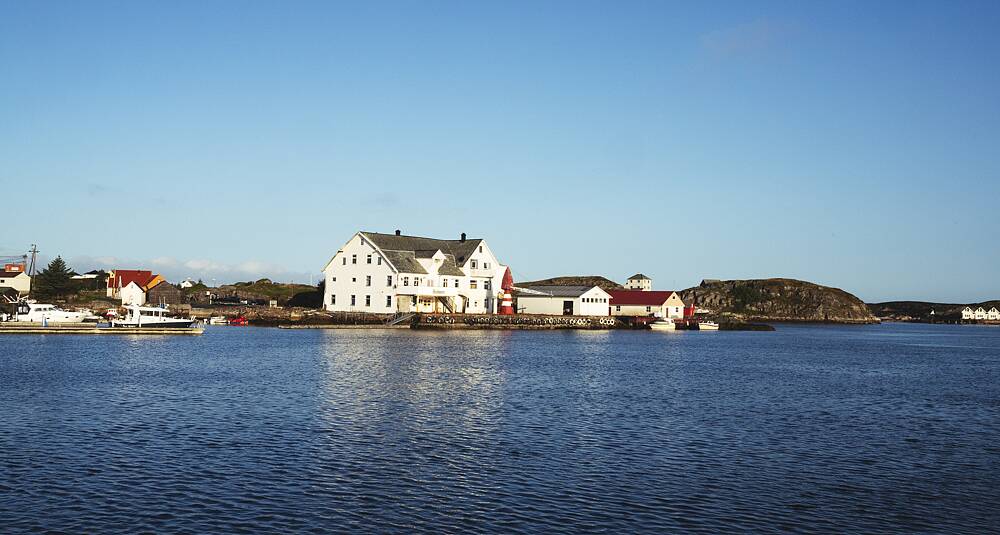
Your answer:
[322,230,508,314]
[515,285,611,316]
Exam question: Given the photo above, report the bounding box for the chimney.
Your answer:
[395,229,401,236]
[460,232,466,242]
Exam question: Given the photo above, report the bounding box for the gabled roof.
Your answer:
[361,231,484,266]
[110,270,156,288]
[0,270,28,278]
[518,285,606,298]
[628,273,650,281]
[383,251,427,275]
[608,290,679,306]
[437,255,466,277]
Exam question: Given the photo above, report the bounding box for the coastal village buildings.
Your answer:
[608,290,685,319]
[516,285,611,316]
[107,269,166,306]
[989,308,1000,321]
[624,274,652,291]
[322,230,508,314]
[962,306,998,321]
[0,264,31,297]
[146,282,184,306]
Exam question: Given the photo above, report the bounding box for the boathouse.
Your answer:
[608,290,686,319]
[515,285,611,316]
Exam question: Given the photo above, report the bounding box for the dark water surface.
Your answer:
[2,323,999,533]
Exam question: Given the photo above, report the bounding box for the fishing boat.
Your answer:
[14,301,89,323]
[697,321,720,331]
[650,318,676,331]
[112,304,196,328]
[208,316,228,325]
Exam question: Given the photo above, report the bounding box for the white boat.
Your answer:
[15,301,89,323]
[112,304,196,328]
[650,318,676,331]
[208,316,228,325]
[698,321,720,331]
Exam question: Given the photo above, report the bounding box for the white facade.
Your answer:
[322,231,508,314]
[975,307,987,320]
[962,307,975,320]
[989,308,1000,321]
[625,274,652,291]
[610,291,686,319]
[516,286,611,316]
[120,282,147,306]
[0,271,31,295]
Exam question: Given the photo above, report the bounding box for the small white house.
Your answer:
[975,307,988,320]
[516,285,611,316]
[608,290,686,319]
[962,307,975,320]
[988,307,1000,321]
[0,270,31,296]
[624,273,652,291]
[120,282,147,306]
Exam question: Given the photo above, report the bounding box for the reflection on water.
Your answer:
[1,323,999,533]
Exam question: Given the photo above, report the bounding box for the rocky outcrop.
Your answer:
[680,278,877,324]
[517,276,623,292]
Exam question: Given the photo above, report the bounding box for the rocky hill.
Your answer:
[868,300,1000,322]
[516,276,624,292]
[680,278,877,324]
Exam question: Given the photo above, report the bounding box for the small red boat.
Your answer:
[228,316,249,326]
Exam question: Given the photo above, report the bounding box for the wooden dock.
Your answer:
[0,324,203,335]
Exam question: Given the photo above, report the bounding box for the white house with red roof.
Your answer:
[0,263,31,297]
[107,269,166,305]
[608,290,686,319]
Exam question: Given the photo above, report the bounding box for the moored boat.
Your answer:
[14,301,89,324]
[112,304,196,328]
[650,318,676,331]
[697,321,720,331]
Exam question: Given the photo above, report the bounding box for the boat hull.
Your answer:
[112,321,196,329]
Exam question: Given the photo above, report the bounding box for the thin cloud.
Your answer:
[701,18,798,59]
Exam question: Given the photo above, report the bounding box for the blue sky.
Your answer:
[1,1,998,302]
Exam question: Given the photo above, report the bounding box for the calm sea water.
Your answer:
[1,323,999,533]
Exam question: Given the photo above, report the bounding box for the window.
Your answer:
[616,306,621,311]
[351,295,356,306]
[331,295,336,305]
[386,296,392,307]
[367,254,372,264]
[443,279,449,287]
[484,262,490,269]
[378,257,382,266]
[352,254,357,264]
[470,280,478,289]
[332,277,337,282]
[365,295,371,307]
[342,258,346,265]
[412,296,417,306]
[387,275,392,286]
[479,245,483,253]
[414,277,420,286]
[366,275,371,287]
[352,277,356,283]
[403,277,409,286]
[646,306,651,312]
[455,279,459,287]
[471,260,478,269]
[485,280,491,290]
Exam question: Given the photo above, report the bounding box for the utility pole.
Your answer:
[27,244,39,277]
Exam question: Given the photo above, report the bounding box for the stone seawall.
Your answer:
[414,314,629,329]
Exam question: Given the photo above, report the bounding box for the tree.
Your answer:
[33,256,75,300]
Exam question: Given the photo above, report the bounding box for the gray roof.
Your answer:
[628,273,650,281]
[518,285,599,298]
[382,251,427,275]
[437,255,466,277]
[362,231,483,266]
